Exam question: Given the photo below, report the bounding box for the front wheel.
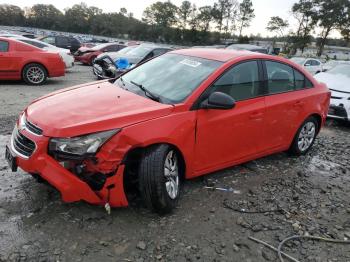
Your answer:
[139,145,181,214]
[289,116,318,155]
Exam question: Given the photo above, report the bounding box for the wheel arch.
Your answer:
[123,142,186,179]
[308,113,322,134]
[122,142,187,205]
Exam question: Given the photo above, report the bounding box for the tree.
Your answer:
[197,6,213,32]
[212,0,234,34]
[266,16,289,37]
[64,3,102,33]
[120,8,127,16]
[142,1,178,28]
[291,0,316,54]
[341,28,350,46]
[0,4,25,26]
[237,0,255,36]
[27,4,63,30]
[313,0,350,56]
[266,16,289,51]
[177,1,192,30]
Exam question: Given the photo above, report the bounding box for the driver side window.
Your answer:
[211,61,261,101]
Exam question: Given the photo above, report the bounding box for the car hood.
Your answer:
[25,81,174,137]
[315,73,350,93]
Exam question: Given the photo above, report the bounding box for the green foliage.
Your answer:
[266,16,289,37]
[142,1,178,28]
[0,4,25,26]
[27,4,63,30]
[237,0,255,36]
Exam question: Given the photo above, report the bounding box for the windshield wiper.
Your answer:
[130,80,161,102]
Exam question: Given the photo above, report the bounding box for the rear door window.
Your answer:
[0,41,9,52]
[266,61,294,94]
[21,40,47,49]
[265,60,313,93]
[212,61,261,101]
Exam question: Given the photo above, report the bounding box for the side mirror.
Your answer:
[200,92,236,110]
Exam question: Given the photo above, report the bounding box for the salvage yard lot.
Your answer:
[0,65,350,261]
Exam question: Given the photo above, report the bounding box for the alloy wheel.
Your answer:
[164,150,179,200]
[26,66,45,84]
[297,121,316,152]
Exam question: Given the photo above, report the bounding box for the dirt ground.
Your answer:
[0,65,349,262]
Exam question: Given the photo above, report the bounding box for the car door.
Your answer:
[194,60,266,172]
[0,40,19,79]
[263,60,308,150]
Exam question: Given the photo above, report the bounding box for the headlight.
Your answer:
[49,129,120,157]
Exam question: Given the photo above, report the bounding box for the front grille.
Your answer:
[25,119,43,135]
[12,128,36,157]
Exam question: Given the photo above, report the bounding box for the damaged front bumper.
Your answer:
[7,126,129,207]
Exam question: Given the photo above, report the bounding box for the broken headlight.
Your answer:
[49,129,120,157]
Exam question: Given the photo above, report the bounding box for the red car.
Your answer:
[5,49,330,214]
[0,37,65,85]
[74,43,126,65]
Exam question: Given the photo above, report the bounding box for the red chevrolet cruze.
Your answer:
[5,49,330,214]
[0,37,65,85]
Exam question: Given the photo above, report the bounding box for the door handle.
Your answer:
[249,112,263,120]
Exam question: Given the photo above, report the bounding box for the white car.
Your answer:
[323,60,350,72]
[4,36,74,69]
[315,64,350,121]
[290,57,323,75]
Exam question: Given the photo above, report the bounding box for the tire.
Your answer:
[289,116,318,155]
[139,144,181,214]
[22,63,47,85]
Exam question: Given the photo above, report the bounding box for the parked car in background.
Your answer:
[0,37,65,85]
[92,44,172,79]
[226,44,268,54]
[6,49,330,214]
[315,64,350,122]
[9,36,74,69]
[39,35,81,53]
[74,43,126,65]
[322,60,350,72]
[95,45,138,61]
[290,57,323,75]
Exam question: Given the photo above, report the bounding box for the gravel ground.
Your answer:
[0,65,350,262]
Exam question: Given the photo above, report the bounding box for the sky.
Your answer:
[0,0,339,37]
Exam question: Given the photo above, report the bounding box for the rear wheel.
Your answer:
[22,63,47,85]
[289,116,318,155]
[138,145,181,214]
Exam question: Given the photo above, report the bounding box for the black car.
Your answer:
[92,44,173,79]
[39,35,81,53]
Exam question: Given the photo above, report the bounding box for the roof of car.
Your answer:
[171,48,267,62]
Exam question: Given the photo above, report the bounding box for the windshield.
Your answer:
[327,65,350,78]
[116,53,223,103]
[290,57,305,65]
[126,45,154,57]
[118,45,137,54]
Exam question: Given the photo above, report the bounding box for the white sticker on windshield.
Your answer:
[180,59,202,67]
